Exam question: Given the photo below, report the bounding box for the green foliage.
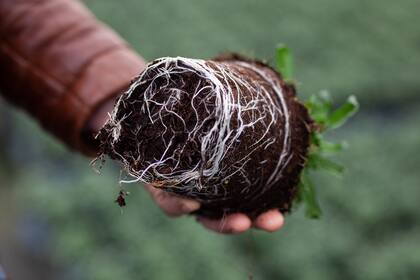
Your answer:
[325,95,359,130]
[274,46,359,218]
[300,92,359,218]
[275,45,294,81]
[305,91,359,131]
[296,170,322,219]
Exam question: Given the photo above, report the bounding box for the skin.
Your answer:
[89,99,285,234]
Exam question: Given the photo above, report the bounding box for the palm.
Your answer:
[145,184,284,234]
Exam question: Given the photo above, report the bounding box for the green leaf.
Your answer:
[310,131,323,147]
[312,132,348,153]
[305,91,332,124]
[318,140,348,154]
[273,46,359,220]
[298,172,322,219]
[275,45,293,81]
[325,95,359,130]
[307,153,344,175]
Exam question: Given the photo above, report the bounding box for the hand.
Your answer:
[88,100,284,234]
[145,184,285,234]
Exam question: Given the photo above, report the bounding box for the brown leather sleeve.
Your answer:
[0,0,146,156]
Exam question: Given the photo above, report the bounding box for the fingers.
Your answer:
[198,209,284,234]
[198,213,252,234]
[144,184,200,217]
[252,209,285,232]
[145,184,285,234]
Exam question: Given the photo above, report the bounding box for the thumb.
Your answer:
[144,184,201,217]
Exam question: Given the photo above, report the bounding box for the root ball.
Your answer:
[98,54,312,218]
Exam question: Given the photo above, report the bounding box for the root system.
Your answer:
[98,54,312,218]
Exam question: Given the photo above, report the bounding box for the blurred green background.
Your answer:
[1,0,420,279]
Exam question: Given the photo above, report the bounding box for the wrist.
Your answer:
[81,97,117,153]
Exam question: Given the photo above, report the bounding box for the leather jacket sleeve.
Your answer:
[0,0,146,156]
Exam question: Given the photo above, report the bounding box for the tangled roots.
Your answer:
[98,54,311,218]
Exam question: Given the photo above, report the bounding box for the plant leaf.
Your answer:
[325,95,359,130]
[310,131,323,147]
[318,139,348,154]
[299,172,322,219]
[307,153,344,175]
[275,45,293,81]
[305,91,332,125]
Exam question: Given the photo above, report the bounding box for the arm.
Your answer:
[0,0,284,234]
[0,0,145,155]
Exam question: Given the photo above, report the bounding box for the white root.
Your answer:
[104,57,291,198]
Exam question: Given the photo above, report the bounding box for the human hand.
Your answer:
[144,184,285,234]
[88,100,284,234]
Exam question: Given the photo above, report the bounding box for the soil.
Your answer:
[98,54,312,219]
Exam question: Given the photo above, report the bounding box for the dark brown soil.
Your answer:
[98,54,312,219]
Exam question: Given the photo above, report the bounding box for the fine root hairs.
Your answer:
[104,57,291,198]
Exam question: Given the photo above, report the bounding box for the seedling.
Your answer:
[97,46,358,219]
